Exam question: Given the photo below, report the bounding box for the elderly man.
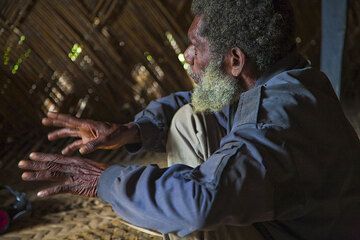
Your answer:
[19,0,360,239]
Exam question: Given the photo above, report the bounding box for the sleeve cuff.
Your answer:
[97,165,125,202]
[124,143,143,154]
[125,117,164,153]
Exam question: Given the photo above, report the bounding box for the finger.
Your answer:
[29,152,91,167]
[29,152,65,163]
[42,117,70,128]
[21,170,67,182]
[46,112,84,128]
[79,139,102,155]
[61,140,84,155]
[48,128,79,141]
[37,185,67,198]
[18,160,61,171]
[19,159,82,177]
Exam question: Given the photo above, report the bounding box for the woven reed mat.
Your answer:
[1,151,166,240]
[2,194,163,240]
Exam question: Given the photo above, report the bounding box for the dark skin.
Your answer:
[185,15,256,89]
[19,15,257,198]
[19,113,141,197]
[42,112,141,155]
[19,153,108,197]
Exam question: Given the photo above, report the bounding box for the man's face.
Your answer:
[184,15,211,84]
[185,16,242,113]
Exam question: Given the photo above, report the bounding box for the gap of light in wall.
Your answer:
[3,47,11,65]
[13,34,30,73]
[3,34,31,74]
[165,31,189,70]
[11,49,31,74]
[42,98,59,114]
[51,87,64,102]
[75,95,89,118]
[132,64,163,100]
[132,64,151,87]
[144,52,165,80]
[57,74,74,95]
[68,43,82,62]
[18,35,26,45]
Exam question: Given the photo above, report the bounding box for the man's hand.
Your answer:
[18,152,108,198]
[42,112,140,155]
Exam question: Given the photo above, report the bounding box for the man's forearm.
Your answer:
[131,91,192,152]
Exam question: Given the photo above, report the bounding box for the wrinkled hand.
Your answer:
[18,152,108,197]
[42,112,140,155]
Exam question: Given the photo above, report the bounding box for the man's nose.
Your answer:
[184,46,194,66]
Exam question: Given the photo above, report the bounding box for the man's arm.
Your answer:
[129,91,192,152]
[42,113,141,155]
[41,91,191,155]
[97,124,305,237]
[19,123,304,237]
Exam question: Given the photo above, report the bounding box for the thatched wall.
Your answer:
[0,0,193,142]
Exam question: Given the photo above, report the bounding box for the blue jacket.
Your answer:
[98,52,360,239]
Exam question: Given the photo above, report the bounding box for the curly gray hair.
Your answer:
[191,0,296,74]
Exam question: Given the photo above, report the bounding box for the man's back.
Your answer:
[94,52,360,239]
[251,54,360,239]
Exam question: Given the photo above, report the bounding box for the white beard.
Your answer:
[189,60,242,113]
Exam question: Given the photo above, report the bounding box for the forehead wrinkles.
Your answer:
[189,15,207,42]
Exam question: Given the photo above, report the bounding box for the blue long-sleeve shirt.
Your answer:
[97,52,360,239]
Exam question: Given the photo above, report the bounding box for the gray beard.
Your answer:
[189,60,242,113]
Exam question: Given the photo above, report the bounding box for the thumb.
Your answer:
[79,139,102,154]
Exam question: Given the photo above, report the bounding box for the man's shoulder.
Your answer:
[254,66,337,128]
[262,65,337,107]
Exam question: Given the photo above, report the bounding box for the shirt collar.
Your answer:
[255,51,310,87]
[219,51,308,125]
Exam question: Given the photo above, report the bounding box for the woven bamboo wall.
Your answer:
[0,0,193,143]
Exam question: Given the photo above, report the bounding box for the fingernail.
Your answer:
[79,149,84,154]
[37,191,45,197]
[22,172,30,179]
[61,150,66,155]
[18,161,25,167]
[29,152,35,158]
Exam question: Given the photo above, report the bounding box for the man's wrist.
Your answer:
[124,122,141,144]
[100,122,141,150]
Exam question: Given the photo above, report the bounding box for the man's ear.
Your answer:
[228,47,246,77]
